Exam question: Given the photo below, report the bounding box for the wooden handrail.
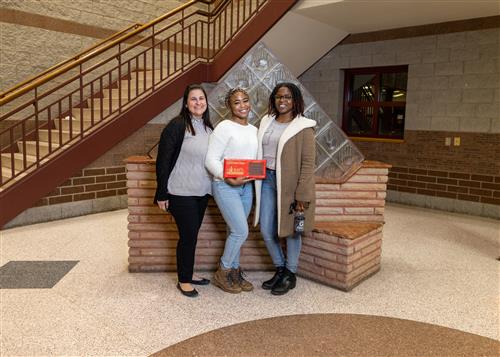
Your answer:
[0,0,221,106]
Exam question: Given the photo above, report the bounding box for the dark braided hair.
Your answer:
[179,84,213,135]
[225,87,250,109]
[267,82,305,119]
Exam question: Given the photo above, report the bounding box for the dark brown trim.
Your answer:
[341,15,500,45]
[342,65,408,139]
[0,8,119,40]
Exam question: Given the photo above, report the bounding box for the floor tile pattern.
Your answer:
[0,260,78,289]
[0,204,498,356]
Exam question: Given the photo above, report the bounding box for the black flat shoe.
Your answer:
[177,283,199,297]
[191,278,210,285]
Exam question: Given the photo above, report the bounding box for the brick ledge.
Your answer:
[313,221,383,240]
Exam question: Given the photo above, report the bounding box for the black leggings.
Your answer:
[168,194,209,283]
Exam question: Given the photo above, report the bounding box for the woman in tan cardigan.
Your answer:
[254,82,316,295]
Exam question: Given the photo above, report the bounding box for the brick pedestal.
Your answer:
[300,222,383,291]
[125,155,390,290]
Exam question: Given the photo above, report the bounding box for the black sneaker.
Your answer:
[262,266,285,290]
[271,268,296,295]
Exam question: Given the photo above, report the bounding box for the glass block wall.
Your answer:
[208,42,364,181]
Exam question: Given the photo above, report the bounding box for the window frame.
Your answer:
[342,65,408,140]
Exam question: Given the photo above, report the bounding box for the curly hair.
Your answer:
[267,82,305,119]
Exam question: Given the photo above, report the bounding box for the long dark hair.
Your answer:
[179,84,213,135]
[267,82,305,119]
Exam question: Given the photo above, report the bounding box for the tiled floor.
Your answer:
[0,261,78,289]
[0,203,499,356]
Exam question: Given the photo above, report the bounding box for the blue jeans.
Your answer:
[260,170,301,273]
[212,181,253,269]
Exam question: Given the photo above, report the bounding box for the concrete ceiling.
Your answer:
[294,0,500,34]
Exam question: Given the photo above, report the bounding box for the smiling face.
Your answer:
[186,89,207,118]
[274,86,294,116]
[228,90,251,121]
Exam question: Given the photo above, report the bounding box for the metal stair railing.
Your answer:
[0,0,267,187]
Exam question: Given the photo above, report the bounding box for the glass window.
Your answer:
[342,66,408,139]
[351,74,376,103]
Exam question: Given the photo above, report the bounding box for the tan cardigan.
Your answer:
[254,114,316,237]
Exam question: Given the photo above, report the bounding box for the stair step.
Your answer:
[122,75,154,86]
[102,87,151,100]
[118,82,152,93]
[130,70,162,80]
[99,70,164,99]
[38,129,73,145]
[1,153,37,171]
[124,71,162,87]
[71,108,110,121]
[56,113,114,132]
[55,117,91,132]
[88,97,121,111]
[1,166,20,182]
[123,78,154,88]
[18,141,59,157]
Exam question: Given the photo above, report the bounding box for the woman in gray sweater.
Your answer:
[154,84,213,298]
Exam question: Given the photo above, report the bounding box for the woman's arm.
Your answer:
[155,119,183,202]
[295,128,316,203]
[205,126,229,180]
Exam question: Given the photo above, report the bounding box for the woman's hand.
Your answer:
[157,200,169,211]
[225,177,253,186]
[295,200,309,212]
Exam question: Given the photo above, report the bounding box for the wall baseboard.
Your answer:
[387,190,500,219]
[3,195,128,229]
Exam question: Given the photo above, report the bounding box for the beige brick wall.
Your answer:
[299,25,500,217]
[0,0,185,91]
[299,27,500,134]
[0,23,97,91]
[1,0,185,30]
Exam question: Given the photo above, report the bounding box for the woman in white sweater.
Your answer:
[205,87,258,294]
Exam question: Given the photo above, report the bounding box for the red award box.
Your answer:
[223,159,266,179]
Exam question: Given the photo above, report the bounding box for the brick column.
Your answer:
[300,222,384,291]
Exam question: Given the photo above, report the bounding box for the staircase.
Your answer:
[0,0,296,228]
[0,68,154,184]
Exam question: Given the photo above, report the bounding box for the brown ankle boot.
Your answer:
[232,267,254,292]
[213,263,242,294]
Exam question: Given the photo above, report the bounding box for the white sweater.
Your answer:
[205,119,258,180]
